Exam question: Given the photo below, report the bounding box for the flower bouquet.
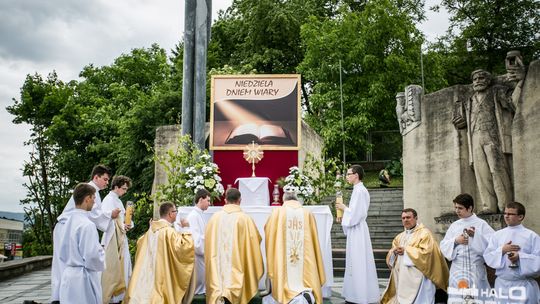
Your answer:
[283,166,314,203]
[156,135,224,206]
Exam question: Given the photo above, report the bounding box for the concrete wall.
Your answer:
[403,85,477,239]
[512,60,540,232]
[299,120,324,169]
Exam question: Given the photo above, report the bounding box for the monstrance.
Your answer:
[243,141,264,177]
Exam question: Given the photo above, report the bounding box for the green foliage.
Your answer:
[6,72,73,254]
[7,44,182,256]
[154,135,225,206]
[432,0,540,84]
[301,154,344,204]
[210,0,335,74]
[298,0,443,160]
[127,192,154,260]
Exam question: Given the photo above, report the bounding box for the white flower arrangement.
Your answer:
[156,135,224,206]
[184,160,225,197]
[283,166,314,201]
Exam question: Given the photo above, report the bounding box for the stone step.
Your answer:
[332,249,391,279]
[329,189,403,257]
[367,223,403,228]
[366,219,403,225]
[333,267,390,278]
[330,229,397,237]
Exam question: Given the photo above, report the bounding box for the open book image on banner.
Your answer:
[210,75,301,150]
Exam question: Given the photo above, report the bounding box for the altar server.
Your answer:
[58,183,105,304]
[484,202,540,304]
[101,175,133,304]
[51,164,119,303]
[440,193,494,302]
[336,164,379,303]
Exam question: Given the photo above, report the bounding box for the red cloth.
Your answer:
[212,150,298,206]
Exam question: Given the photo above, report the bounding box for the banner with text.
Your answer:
[210,74,301,150]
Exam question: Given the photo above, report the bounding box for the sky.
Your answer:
[0,0,449,213]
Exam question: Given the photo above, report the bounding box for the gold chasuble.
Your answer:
[102,218,126,303]
[265,201,326,304]
[125,219,195,304]
[205,204,264,304]
[381,223,449,304]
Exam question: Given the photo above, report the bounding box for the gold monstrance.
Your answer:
[243,141,264,177]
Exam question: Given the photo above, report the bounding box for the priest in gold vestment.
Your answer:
[205,188,264,304]
[264,191,326,304]
[381,208,449,304]
[125,202,195,304]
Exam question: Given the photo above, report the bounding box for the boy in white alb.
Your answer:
[58,183,105,304]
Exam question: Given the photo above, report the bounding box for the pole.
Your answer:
[339,60,346,165]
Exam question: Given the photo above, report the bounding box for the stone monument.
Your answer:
[399,51,539,236]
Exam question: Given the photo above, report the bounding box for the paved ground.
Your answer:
[0,267,389,303]
[0,268,51,303]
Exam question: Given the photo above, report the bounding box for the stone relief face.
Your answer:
[472,72,490,92]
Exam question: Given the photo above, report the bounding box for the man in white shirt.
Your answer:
[101,175,133,304]
[484,202,540,304]
[58,183,105,304]
[51,164,120,303]
[440,193,495,302]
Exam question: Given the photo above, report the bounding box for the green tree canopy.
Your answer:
[432,0,540,84]
[298,0,446,160]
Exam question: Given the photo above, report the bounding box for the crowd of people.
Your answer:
[50,164,539,304]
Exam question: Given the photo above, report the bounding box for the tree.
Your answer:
[433,0,540,84]
[6,72,72,254]
[209,0,337,112]
[298,0,445,160]
[8,45,182,255]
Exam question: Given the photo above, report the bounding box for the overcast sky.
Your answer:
[0,0,448,213]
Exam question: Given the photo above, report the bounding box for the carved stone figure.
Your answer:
[395,92,407,134]
[396,85,422,135]
[504,50,527,105]
[452,69,515,213]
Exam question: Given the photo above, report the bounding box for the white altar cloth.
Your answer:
[235,177,271,206]
[176,205,334,298]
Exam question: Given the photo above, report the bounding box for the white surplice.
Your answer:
[51,181,111,302]
[341,182,379,303]
[58,209,105,304]
[484,224,540,304]
[101,191,133,303]
[185,207,206,295]
[440,214,494,301]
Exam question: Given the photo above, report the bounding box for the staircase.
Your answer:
[331,188,404,279]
